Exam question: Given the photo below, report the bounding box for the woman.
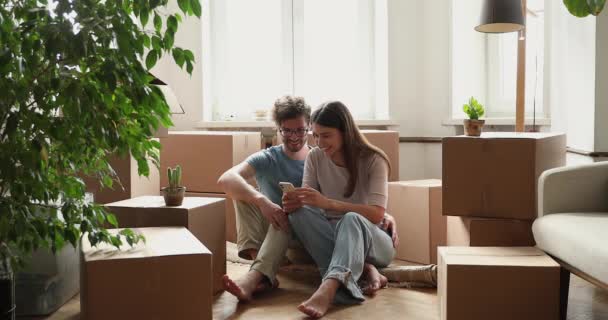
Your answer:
[283,101,395,318]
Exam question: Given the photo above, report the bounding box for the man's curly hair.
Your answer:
[272,95,311,126]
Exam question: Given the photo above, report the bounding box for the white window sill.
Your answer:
[196,119,399,129]
[442,117,551,126]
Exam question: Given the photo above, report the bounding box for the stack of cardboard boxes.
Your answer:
[104,196,226,294]
[439,132,567,320]
[442,132,566,246]
[279,129,400,181]
[160,131,261,242]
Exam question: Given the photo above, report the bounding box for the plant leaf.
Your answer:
[587,0,606,15]
[564,0,592,17]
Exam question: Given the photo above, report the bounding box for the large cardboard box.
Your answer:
[442,132,566,220]
[105,196,225,293]
[81,227,212,320]
[84,153,160,204]
[186,191,237,243]
[447,216,535,247]
[160,131,261,193]
[438,246,561,320]
[387,180,445,264]
[278,129,400,181]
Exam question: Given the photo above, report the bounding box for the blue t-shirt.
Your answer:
[246,145,305,206]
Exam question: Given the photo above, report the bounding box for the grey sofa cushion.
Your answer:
[533,212,608,284]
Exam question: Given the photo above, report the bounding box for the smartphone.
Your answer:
[279,182,296,193]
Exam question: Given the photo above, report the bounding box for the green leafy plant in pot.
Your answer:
[163,166,185,206]
[463,97,485,136]
[0,0,201,317]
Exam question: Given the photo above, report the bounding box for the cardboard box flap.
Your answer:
[107,196,223,210]
[83,227,210,262]
[440,246,559,267]
[394,179,441,188]
[168,130,258,136]
[447,132,564,140]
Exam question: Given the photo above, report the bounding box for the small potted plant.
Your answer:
[162,165,186,206]
[463,96,485,137]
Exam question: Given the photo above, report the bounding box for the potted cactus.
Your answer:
[162,165,186,206]
[463,96,485,137]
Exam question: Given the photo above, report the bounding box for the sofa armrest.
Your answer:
[538,161,608,217]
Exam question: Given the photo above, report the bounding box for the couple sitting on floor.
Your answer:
[218,96,399,318]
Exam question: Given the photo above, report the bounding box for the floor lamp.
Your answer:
[475,0,527,132]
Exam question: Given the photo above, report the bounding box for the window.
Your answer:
[450,0,546,120]
[202,0,388,121]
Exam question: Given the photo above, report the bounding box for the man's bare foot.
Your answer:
[361,264,388,296]
[297,278,340,318]
[222,270,264,302]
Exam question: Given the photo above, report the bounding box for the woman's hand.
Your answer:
[282,191,303,213]
[293,187,331,210]
[380,213,399,248]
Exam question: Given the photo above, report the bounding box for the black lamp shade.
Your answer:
[475,0,525,33]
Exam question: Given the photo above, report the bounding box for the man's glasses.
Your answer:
[279,127,309,137]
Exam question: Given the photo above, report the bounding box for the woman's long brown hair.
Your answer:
[311,101,391,198]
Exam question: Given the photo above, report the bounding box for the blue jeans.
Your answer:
[288,206,395,304]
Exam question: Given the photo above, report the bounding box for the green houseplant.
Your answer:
[162,165,185,206]
[463,96,486,137]
[0,0,201,317]
[564,0,606,17]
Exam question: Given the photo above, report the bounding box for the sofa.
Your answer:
[532,161,608,318]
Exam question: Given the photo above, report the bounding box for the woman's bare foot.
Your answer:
[222,270,265,302]
[361,264,388,296]
[297,278,340,318]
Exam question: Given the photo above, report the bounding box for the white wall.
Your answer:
[152,1,204,131]
[546,0,597,152]
[595,12,608,152]
[154,0,606,181]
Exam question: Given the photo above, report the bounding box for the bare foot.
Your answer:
[222,270,264,302]
[297,279,340,318]
[361,264,388,296]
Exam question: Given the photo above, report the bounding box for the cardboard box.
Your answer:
[438,246,560,320]
[442,132,566,220]
[105,196,225,293]
[387,180,445,264]
[447,216,535,247]
[84,152,160,204]
[81,227,212,320]
[186,192,237,243]
[278,129,400,181]
[160,131,261,193]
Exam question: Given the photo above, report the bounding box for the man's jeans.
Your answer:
[234,201,309,284]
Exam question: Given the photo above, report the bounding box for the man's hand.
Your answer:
[256,197,289,232]
[282,191,303,213]
[380,213,399,248]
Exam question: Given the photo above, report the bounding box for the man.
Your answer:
[218,95,399,301]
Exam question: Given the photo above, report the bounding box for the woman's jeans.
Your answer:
[288,206,395,304]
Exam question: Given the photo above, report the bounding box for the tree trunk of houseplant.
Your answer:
[0,256,16,320]
[464,119,485,137]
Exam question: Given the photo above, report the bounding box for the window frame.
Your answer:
[201,0,389,122]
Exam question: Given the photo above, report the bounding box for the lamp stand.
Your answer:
[515,0,527,132]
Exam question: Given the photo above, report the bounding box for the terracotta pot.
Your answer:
[161,186,186,206]
[464,119,485,137]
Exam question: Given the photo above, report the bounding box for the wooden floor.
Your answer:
[18,243,608,320]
